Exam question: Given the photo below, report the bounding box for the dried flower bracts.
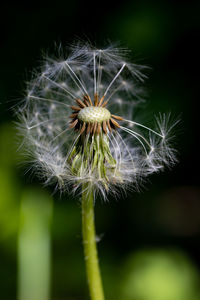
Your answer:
[17,42,178,198]
[69,93,123,135]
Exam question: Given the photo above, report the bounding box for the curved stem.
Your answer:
[82,184,105,300]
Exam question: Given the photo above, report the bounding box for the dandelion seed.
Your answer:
[17,42,178,198]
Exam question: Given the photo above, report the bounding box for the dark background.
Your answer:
[0,1,200,299]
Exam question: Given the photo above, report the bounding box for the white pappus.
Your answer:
[17,41,178,199]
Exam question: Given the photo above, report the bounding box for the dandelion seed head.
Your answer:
[78,106,111,123]
[17,41,178,199]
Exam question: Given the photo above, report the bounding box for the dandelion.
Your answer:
[17,41,178,300]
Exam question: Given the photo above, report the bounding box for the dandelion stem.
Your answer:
[82,184,105,300]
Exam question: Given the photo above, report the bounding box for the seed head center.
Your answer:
[78,107,111,123]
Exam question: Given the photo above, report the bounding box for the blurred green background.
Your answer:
[0,1,200,299]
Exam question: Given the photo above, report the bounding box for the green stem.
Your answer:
[17,188,52,300]
[82,184,105,300]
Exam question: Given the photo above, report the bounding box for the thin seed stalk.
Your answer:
[82,184,105,300]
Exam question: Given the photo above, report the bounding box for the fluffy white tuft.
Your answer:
[16,42,178,199]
